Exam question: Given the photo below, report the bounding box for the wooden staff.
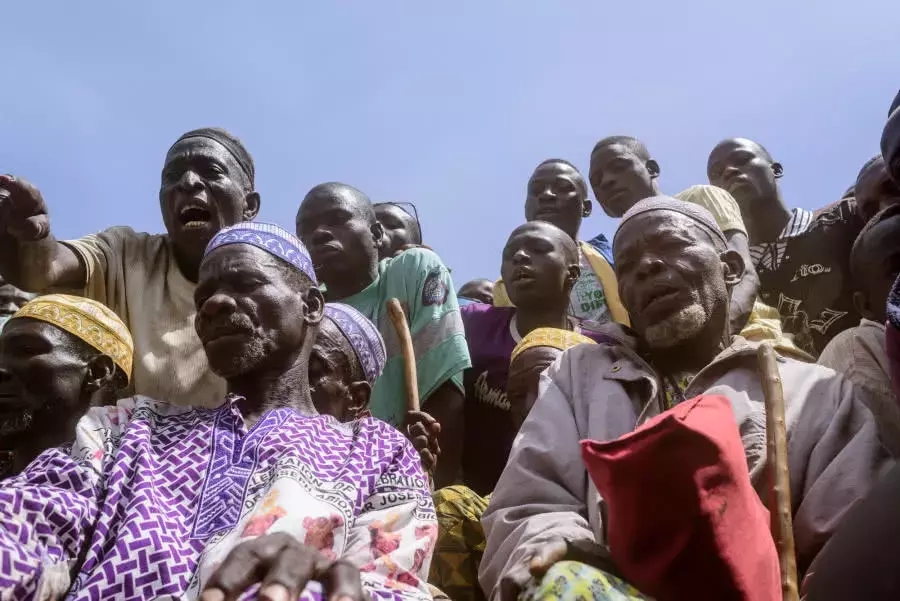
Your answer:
[757,343,799,601]
[387,298,435,489]
[387,298,420,412]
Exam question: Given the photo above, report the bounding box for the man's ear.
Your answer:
[84,354,116,395]
[565,263,582,293]
[582,198,593,218]
[720,248,745,287]
[371,221,385,249]
[242,191,261,221]
[348,381,372,419]
[647,158,661,179]
[303,286,325,326]
[772,162,784,179]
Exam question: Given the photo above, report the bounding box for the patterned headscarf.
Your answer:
[205,222,317,283]
[323,303,386,385]
[510,327,596,364]
[10,294,133,381]
[615,195,728,252]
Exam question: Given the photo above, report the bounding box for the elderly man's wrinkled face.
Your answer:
[0,319,92,443]
[614,212,737,350]
[194,245,323,379]
[160,137,256,260]
[309,319,368,422]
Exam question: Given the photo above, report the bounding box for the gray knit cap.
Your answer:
[613,195,728,251]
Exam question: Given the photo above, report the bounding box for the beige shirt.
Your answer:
[63,226,225,408]
[819,319,900,451]
[479,325,892,600]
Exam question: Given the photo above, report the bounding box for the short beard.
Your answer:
[643,303,709,350]
[210,337,269,380]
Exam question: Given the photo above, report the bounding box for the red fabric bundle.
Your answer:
[580,394,780,601]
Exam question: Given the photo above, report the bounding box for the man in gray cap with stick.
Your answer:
[0,128,260,407]
[480,196,890,601]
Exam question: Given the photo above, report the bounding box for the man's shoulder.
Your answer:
[461,303,513,327]
[383,247,447,276]
[65,226,170,261]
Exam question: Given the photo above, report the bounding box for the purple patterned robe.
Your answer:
[0,396,437,600]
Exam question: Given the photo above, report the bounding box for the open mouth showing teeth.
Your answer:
[179,206,211,227]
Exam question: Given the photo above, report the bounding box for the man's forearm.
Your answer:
[0,233,83,292]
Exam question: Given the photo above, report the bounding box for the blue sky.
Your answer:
[2,1,897,288]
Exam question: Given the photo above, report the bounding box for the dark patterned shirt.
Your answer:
[750,202,863,357]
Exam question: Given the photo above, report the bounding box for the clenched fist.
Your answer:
[0,175,50,242]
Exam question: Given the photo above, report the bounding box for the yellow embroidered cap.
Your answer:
[11,294,133,381]
[510,327,596,365]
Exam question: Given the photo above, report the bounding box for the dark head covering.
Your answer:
[614,195,728,251]
[171,127,255,186]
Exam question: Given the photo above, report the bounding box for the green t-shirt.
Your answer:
[342,248,471,425]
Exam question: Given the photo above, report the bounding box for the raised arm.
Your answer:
[0,175,85,292]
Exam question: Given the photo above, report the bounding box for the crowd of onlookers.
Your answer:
[2,92,900,601]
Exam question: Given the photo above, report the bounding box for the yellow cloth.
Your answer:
[493,241,629,326]
[12,294,134,381]
[510,327,597,364]
[675,185,813,361]
[63,226,226,407]
[674,185,747,236]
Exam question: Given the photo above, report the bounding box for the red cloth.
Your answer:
[580,394,780,601]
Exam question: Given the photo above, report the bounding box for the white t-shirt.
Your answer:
[63,226,226,408]
[567,251,610,330]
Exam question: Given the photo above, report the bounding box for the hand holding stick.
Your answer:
[757,343,799,601]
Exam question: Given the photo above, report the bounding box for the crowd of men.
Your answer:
[3,92,900,601]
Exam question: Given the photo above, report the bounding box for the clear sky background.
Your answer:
[2,1,897,288]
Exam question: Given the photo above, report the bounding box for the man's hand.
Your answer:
[404,410,441,473]
[200,532,367,601]
[498,538,617,601]
[0,175,50,242]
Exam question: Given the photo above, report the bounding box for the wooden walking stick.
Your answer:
[387,298,420,413]
[387,298,435,488]
[757,343,800,601]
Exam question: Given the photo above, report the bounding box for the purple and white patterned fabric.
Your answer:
[205,222,317,283]
[324,303,387,385]
[0,396,436,600]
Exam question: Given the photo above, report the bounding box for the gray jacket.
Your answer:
[479,326,893,601]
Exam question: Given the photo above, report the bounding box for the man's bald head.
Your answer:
[501,221,580,311]
[295,182,383,296]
